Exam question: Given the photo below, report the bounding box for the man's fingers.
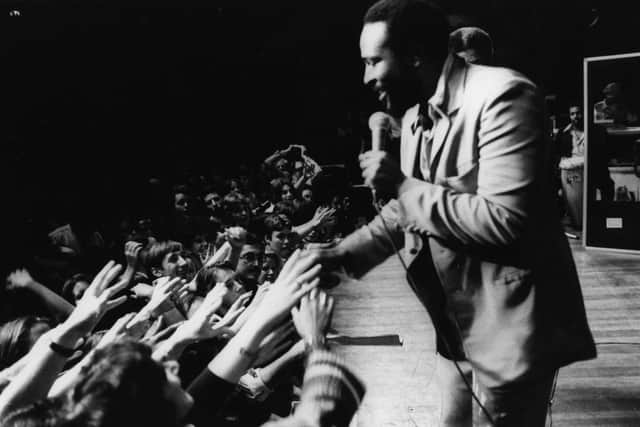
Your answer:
[105,278,129,300]
[294,277,321,300]
[292,264,322,287]
[92,260,116,290]
[165,277,184,294]
[102,264,124,291]
[283,252,320,282]
[105,295,128,311]
[326,296,335,320]
[279,249,302,276]
[113,313,136,333]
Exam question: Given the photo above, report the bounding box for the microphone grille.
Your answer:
[368,111,392,130]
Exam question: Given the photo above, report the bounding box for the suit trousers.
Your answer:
[435,354,557,427]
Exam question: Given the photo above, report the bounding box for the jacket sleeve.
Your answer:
[337,199,405,278]
[397,78,544,250]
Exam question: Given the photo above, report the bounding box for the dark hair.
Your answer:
[194,262,235,296]
[273,201,296,218]
[62,273,91,303]
[0,316,52,370]
[140,240,183,273]
[263,214,292,236]
[243,232,263,248]
[172,184,191,196]
[64,340,176,427]
[1,399,66,427]
[363,0,449,66]
[448,26,493,65]
[180,250,202,283]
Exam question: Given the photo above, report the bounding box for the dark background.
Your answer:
[1,0,638,224]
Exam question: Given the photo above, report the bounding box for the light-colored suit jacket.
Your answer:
[339,55,596,386]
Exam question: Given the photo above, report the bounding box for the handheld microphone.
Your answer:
[368,111,393,152]
[366,112,393,203]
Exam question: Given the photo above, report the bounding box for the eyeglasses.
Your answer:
[239,252,264,264]
[274,232,297,241]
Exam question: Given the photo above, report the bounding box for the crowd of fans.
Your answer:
[0,144,371,427]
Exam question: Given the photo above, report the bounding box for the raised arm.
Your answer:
[0,261,128,418]
[6,269,74,321]
[206,249,321,384]
[292,206,336,239]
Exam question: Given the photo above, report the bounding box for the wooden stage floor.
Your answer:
[329,240,640,426]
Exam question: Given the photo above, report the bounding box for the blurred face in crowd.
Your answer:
[266,229,298,260]
[281,184,294,202]
[229,179,241,193]
[360,21,421,116]
[174,193,190,213]
[301,188,313,203]
[569,106,582,128]
[259,254,282,285]
[275,158,289,173]
[159,250,188,278]
[235,244,264,285]
[221,278,246,308]
[229,206,250,228]
[204,192,222,211]
[162,360,194,422]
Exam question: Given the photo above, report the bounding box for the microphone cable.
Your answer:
[369,193,497,426]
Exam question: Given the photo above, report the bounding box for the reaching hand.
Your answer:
[146,276,184,317]
[5,269,35,290]
[229,284,270,333]
[253,321,296,367]
[248,249,321,329]
[64,261,129,336]
[174,288,249,342]
[124,241,143,270]
[311,206,336,228]
[96,313,135,350]
[225,226,247,250]
[291,289,334,348]
[142,320,181,348]
[302,240,347,275]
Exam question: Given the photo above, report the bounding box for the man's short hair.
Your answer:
[364,0,450,66]
[243,232,263,248]
[448,26,493,65]
[141,240,182,272]
[62,273,91,303]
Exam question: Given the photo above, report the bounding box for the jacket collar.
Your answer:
[427,54,468,119]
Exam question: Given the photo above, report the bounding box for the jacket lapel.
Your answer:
[426,55,468,181]
[401,104,421,177]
